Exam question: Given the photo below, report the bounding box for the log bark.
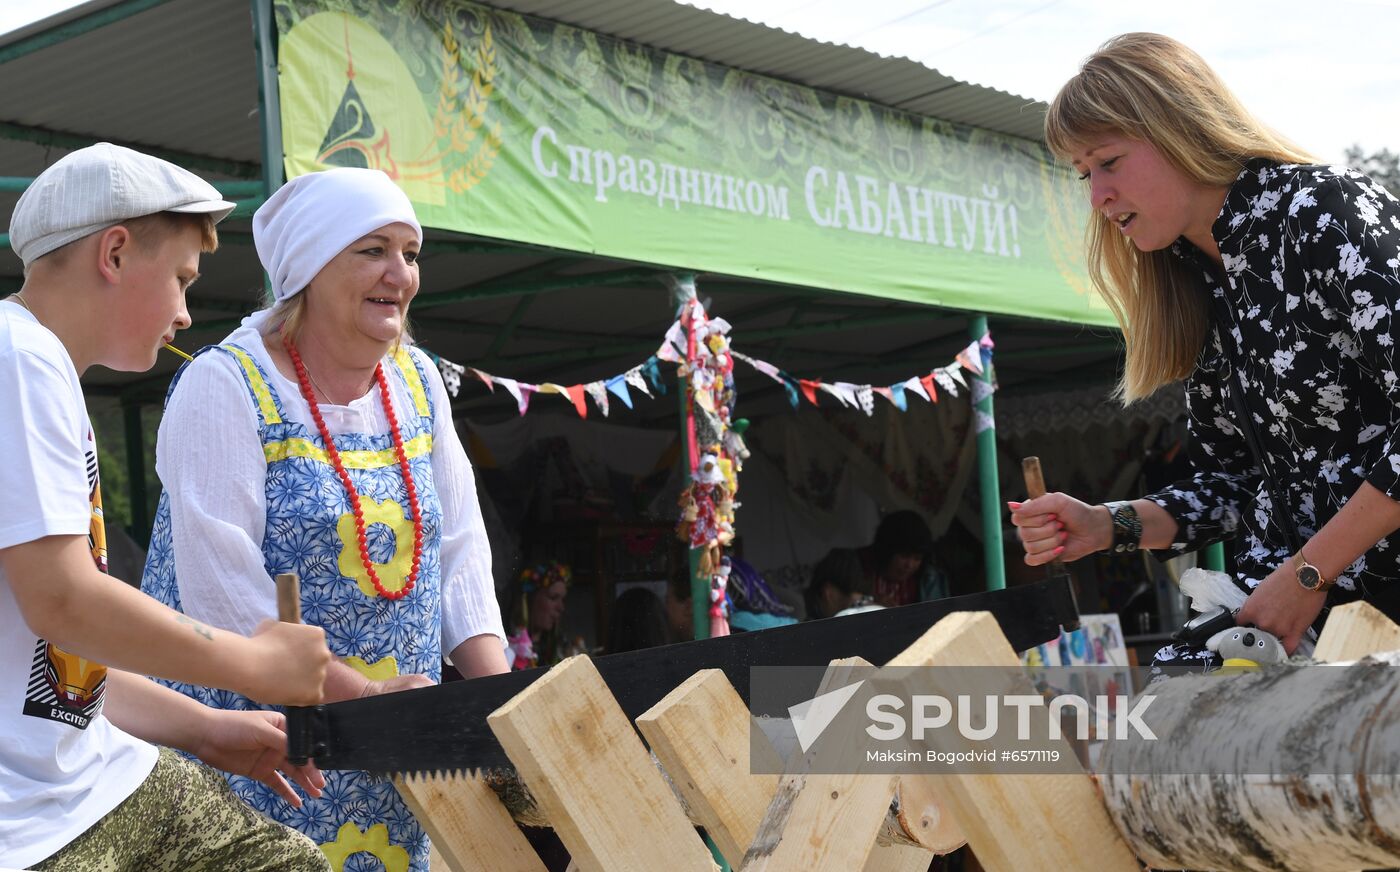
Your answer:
[1097,651,1400,871]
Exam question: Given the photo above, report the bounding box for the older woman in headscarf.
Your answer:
[142,168,507,870]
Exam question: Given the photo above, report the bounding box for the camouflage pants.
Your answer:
[31,748,329,872]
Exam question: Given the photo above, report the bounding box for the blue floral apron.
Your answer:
[143,342,444,872]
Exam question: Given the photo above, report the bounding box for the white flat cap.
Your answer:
[9,142,237,266]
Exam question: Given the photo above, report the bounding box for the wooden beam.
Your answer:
[393,772,546,872]
[487,655,717,872]
[883,611,1140,872]
[636,669,781,866]
[739,658,900,872]
[1315,600,1400,662]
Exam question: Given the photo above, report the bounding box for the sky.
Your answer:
[6,0,1400,163]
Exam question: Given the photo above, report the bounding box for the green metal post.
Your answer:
[122,402,150,547]
[969,315,1005,591]
[251,0,284,199]
[671,274,710,641]
[1203,541,1226,572]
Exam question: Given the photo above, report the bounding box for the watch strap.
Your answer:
[1103,501,1143,554]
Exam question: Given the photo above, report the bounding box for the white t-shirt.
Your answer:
[154,323,504,655]
[0,303,157,868]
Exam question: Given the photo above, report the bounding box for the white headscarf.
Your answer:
[252,168,423,305]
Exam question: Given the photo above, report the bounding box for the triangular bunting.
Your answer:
[657,319,687,363]
[469,367,494,391]
[781,376,801,409]
[565,384,588,418]
[625,367,653,398]
[948,365,967,388]
[799,379,822,406]
[888,382,908,411]
[920,374,938,403]
[855,385,875,416]
[932,368,957,398]
[956,340,984,375]
[585,381,610,417]
[606,375,634,409]
[818,383,852,408]
[903,376,930,402]
[832,382,861,409]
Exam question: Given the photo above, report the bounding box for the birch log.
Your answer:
[1098,651,1400,871]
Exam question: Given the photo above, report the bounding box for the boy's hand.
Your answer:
[242,620,332,706]
[193,709,326,807]
[360,673,435,698]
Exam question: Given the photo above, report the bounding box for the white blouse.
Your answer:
[153,325,505,661]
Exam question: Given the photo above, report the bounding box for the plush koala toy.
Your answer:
[1214,627,1288,670]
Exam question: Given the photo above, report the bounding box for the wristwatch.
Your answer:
[1294,550,1335,592]
[1102,501,1142,554]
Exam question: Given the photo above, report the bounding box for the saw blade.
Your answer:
[313,575,1075,774]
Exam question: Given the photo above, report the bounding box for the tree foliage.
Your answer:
[1346,144,1400,198]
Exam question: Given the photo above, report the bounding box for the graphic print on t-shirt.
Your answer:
[21,427,109,729]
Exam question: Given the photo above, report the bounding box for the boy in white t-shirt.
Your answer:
[0,144,333,870]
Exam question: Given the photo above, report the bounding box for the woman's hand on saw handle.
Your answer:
[1009,493,1111,565]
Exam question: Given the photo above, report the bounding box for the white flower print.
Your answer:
[1357,196,1381,226]
[1339,242,1369,280]
[1360,424,1388,443]
[1317,384,1346,412]
[1289,187,1316,216]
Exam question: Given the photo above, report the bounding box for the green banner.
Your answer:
[274,0,1107,325]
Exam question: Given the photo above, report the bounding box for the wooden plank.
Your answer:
[1315,600,1400,662]
[864,844,933,872]
[882,611,1140,872]
[739,658,901,872]
[393,772,546,872]
[636,669,781,866]
[487,655,716,872]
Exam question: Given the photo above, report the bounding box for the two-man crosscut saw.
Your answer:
[287,574,1078,774]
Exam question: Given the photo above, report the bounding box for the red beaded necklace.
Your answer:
[285,337,423,600]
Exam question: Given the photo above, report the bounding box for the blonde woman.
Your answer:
[1010,33,1400,672]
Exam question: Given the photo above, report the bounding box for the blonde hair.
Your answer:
[1045,33,1315,402]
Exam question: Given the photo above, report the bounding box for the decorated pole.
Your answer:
[671,275,710,641]
[968,316,1004,590]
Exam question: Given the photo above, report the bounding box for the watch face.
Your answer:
[1298,565,1322,590]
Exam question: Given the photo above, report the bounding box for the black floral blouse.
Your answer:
[1146,159,1400,619]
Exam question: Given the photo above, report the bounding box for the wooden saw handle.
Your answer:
[1022,456,1048,501]
[276,572,301,625]
[1021,456,1066,571]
